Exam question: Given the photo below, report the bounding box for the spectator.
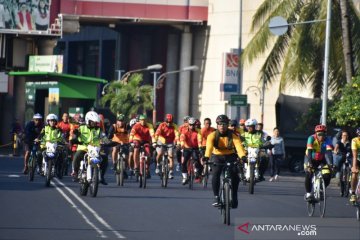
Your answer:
[269,127,285,182]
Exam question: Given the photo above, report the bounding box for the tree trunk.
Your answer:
[339,0,354,83]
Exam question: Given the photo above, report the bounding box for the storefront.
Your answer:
[8,71,106,122]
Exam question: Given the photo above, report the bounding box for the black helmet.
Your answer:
[216,114,229,125]
[230,120,237,127]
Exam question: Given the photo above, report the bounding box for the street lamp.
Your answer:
[152,65,199,125]
[121,64,163,83]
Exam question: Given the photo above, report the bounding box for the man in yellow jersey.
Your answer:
[204,114,246,208]
[350,127,360,203]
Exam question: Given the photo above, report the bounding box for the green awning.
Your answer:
[9,71,107,99]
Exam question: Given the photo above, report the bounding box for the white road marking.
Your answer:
[52,180,108,238]
[8,175,21,178]
[53,178,126,239]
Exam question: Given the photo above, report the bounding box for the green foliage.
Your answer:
[100,74,153,119]
[242,0,360,97]
[329,75,360,126]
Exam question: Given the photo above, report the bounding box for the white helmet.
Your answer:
[33,113,42,119]
[85,111,100,125]
[245,118,257,127]
[129,118,137,127]
[188,117,196,125]
[46,113,58,122]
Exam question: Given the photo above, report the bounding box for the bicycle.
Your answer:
[115,143,129,186]
[185,148,199,190]
[339,153,352,197]
[306,165,327,218]
[138,144,149,189]
[210,161,239,226]
[28,141,40,182]
[199,147,210,188]
[157,144,173,188]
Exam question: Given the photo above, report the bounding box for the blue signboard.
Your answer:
[220,83,238,92]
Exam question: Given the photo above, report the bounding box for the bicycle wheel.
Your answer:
[219,186,226,224]
[224,182,231,225]
[115,159,121,186]
[248,164,255,194]
[307,201,315,217]
[28,154,36,182]
[319,178,326,218]
[90,165,99,197]
[45,159,52,187]
[119,156,125,186]
[142,158,147,189]
[344,168,350,197]
[202,164,208,188]
[162,157,168,188]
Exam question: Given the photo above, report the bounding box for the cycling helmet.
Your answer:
[216,114,229,125]
[245,118,257,127]
[136,115,140,122]
[356,127,360,136]
[138,114,146,120]
[33,113,42,119]
[195,119,201,127]
[188,117,196,125]
[85,111,100,125]
[129,118,137,127]
[46,113,58,122]
[166,114,173,123]
[183,116,191,122]
[117,113,125,121]
[315,124,327,132]
[230,120,237,127]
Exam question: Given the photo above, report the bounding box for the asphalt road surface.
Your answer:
[0,155,359,240]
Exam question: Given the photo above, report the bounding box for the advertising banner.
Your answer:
[0,0,51,32]
[220,52,239,101]
[28,55,63,73]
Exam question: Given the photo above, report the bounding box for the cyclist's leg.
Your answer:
[304,157,315,200]
[211,155,224,205]
[155,146,163,173]
[100,152,109,185]
[350,160,359,202]
[168,147,174,170]
[112,146,118,168]
[23,143,31,173]
[182,149,191,182]
[72,150,86,176]
[133,141,140,171]
[192,149,202,178]
[228,154,240,208]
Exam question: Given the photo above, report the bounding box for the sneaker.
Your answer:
[304,193,314,202]
[274,175,279,181]
[269,177,274,182]
[155,165,160,175]
[168,170,174,179]
[212,196,220,207]
[23,166,28,175]
[350,194,357,204]
[182,178,188,185]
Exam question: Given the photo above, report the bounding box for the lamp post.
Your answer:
[120,64,163,83]
[152,65,199,125]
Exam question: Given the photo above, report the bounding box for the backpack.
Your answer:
[213,130,233,150]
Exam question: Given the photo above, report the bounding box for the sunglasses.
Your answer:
[316,132,325,137]
[218,123,228,126]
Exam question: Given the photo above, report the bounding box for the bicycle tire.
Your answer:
[224,182,231,225]
[119,156,124,186]
[219,186,226,224]
[80,180,89,196]
[28,154,36,182]
[162,157,168,188]
[90,165,99,197]
[142,157,147,189]
[202,165,208,188]
[344,167,350,197]
[319,178,326,218]
[307,201,315,217]
[115,159,121,186]
[249,163,255,194]
[357,206,360,221]
[45,159,52,187]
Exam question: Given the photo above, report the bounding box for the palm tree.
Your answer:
[242,0,360,97]
[100,73,153,118]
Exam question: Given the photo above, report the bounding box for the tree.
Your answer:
[340,0,354,83]
[242,0,360,97]
[329,75,360,126]
[100,74,153,119]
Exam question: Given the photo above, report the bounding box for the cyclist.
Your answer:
[108,114,129,177]
[23,113,43,174]
[243,119,266,181]
[176,116,191,171]
[228,120,241,136]
[350,128,360,203]
[57,113,71,140]
[204,114,246,208]
[304,124,333,201]
[238,119,247,137]
[256,122,270,181]
[36,114,64,173]
[200,118,215,159]
[195,119,201,129]
[71,111,109,185]
[154,114,179,179]
[129,114,155,178]
[179,117,202,185]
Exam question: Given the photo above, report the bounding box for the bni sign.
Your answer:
[220,52,239,101]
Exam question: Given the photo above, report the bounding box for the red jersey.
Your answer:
[130,122,155,143]
[180,128,202,148]
[57,121,71,139]
[155,122,179,144]
[178,123,189,135]
[200,126,215,147]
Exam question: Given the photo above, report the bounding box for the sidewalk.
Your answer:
[0,146,21,157]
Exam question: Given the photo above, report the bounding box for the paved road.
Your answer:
[0,155,359,240]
